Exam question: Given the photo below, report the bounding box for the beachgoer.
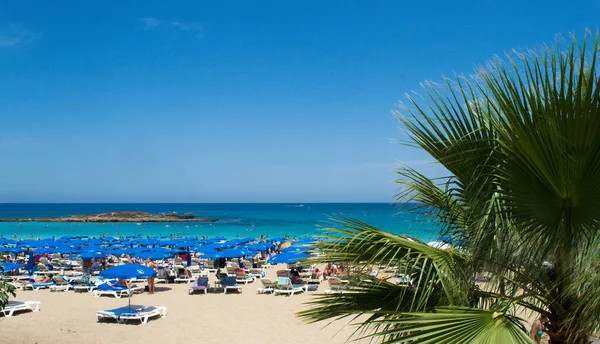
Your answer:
[324,263,338,277]
[312,268,322,280]
[146,258,158,294]
[25,274,53,284]
[529,315,547,343]
[92,259,103,271]
[116,279,130,288]
[290,269,303,284]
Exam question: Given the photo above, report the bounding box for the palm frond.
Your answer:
[362,306,532,344]
[309,218,472,311]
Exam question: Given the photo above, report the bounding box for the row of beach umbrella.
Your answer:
[0,235,318,265]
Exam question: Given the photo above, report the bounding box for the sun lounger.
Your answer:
[49,276,72,292]
[1,300,41,317]
[22,282,55,291]
[74,285,97,292]
[235,269,254,284]
[97,305,166,324]
[273,277,305,296]
[69,278,99,292]
[223,276,242,293]
[119,306,167,324]
[93,283,131,299]
[324,277,349,294]
[174,276,194,283]
[395,274,413,287]
[97,305,139,322]
[188,277,209,295]
[248,268,266,279]
[256,278,276,294]
[49,284,71,292]
[173,268,194,283]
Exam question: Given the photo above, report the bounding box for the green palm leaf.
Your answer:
[310,218,472,309]
[365,307,532,344]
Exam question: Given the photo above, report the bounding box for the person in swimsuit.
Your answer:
[146,258,158,294]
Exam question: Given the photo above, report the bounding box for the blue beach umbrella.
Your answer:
[0,262,22,273]
[100,264,157,280]
[281,246,309,254]
[0,238,16,245]
[32,247,53,254]
[192,245,217,253]
[100,264,158,308]
[79,252,106,260]
[135,250,173,260]
[217,248,253,258]
[268,252,309,265]
[0,247,24,254]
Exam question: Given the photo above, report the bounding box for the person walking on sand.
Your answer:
[146,258,158,294]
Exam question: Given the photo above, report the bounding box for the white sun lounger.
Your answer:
[1,301,41,317]
[93,284,143,299]
[256,278,276,294]
[173,277,195,283]
[49,284,72,292]
[248,268,266,279]
[273,277,306,296]
[22,282,54,291]
[222,276,242,293]
[93,288,130,299]
[235,275,254,284]
[119,306,167,324]
[73,285,97,293]
[97,305,143,323]
[324,277,349,294]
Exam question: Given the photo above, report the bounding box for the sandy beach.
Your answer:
[0,264,362,344]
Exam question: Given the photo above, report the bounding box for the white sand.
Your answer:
[0,265,364,344]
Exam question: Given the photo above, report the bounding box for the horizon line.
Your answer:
[0,201,402,204]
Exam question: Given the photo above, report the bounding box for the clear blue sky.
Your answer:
[0,1,598,202]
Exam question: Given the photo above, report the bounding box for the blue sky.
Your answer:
[0,1,598,202]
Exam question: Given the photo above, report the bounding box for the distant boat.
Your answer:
[136,223,142,226]
[165,225,170,228]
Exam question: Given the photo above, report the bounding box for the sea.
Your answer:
[0,203,438,241]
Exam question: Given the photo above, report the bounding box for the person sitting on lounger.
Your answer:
[290,269,304,284]
[311,268,322,280]
[115,279,131,288]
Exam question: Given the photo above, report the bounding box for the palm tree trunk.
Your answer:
[548,208,589,344]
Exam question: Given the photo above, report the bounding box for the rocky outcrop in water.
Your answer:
[0,211,218,223]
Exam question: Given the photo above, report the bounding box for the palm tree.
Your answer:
[298,33,600,344]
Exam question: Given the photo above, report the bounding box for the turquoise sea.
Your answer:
[0,203,438,241]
